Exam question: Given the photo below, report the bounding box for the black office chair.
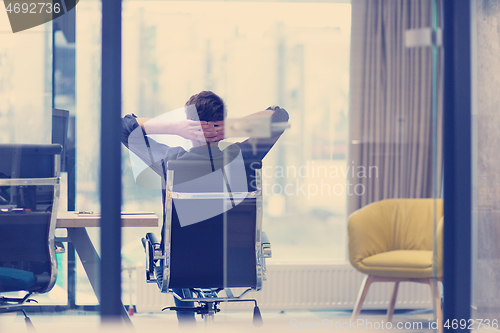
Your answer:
[142,156,272,326]
[0,144,62,328]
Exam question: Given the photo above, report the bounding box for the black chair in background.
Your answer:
[143,158,272,326]
[0,144,62,328]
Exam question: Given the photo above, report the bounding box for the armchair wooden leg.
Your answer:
[428,279,443,333]
[351,275,373,321]
[386,281,399,322]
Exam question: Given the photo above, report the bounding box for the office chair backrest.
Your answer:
[165,158,262,289]
[0,144,62,293]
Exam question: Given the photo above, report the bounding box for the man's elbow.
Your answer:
[272,107,289,123]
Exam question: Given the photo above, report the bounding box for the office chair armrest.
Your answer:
[146,232,159,246]
[54,241,65,254]
[261,232,272,258]
[142,233,162,283]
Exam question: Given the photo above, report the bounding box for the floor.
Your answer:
[0,308,438,333]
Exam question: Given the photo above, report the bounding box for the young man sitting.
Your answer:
[122,91,288,326]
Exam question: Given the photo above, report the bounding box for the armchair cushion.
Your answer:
[360,250,433,278]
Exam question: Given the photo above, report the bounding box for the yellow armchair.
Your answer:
[348,198,443,327]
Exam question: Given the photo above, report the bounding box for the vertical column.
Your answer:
[100,0,122,320]
[442,0,471,330]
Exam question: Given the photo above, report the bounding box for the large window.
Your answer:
[119,1,352,263]
[73,0,350,306]
[0,11,52,144]
[0,0,351,307]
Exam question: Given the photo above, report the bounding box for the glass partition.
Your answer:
[74,0,102,307]
[0,0,452,328]
[0,4,57,307]
[471,0,500,323]
[120,0,444,328]
[348,0,443,329]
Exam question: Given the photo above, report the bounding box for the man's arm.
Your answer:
[237,106,289,160]
[240,105,289,123]
[136,117,219,141]
[241,109,275,119]
[122,114,223,176]
[122,114,182,176]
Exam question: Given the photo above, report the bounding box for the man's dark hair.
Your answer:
[185,91,226,122]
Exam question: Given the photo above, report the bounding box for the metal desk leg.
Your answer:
[67,243,77,309]
[67,228,132,325]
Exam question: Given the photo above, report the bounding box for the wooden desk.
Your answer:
[57,211,158,228]
[56,212,158,322]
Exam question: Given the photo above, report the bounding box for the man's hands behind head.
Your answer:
[207,120,224,141]
[175,120,224,142]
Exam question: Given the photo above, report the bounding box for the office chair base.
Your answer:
[163,303,220,326]
[0,294,37,331]
[0,293,37,311]
[23,309,36,332]
[164,293,263,327]
[253,305,263,327]
[163,305,221,316]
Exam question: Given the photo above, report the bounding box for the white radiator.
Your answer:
[135,264,434,313]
